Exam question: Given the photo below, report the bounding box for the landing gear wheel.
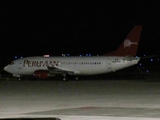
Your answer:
[75,77,79,81]
[62,74,67,81]
[63,77,66,81]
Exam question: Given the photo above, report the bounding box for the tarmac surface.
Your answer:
[0,79,160,120]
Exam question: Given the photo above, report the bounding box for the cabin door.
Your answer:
[18,62,22,69]
[107,59,112,70]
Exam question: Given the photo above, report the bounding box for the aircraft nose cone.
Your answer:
[4,66,8,71]
[4,65,10,73]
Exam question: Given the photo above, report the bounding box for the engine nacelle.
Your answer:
[33,70,49,79]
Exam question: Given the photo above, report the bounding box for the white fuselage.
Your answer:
[4,56,140,76]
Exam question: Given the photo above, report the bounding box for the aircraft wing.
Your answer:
[47,66,76,75]
[139,55,159,59]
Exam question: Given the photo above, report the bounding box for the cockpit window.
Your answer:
[10,62,14,65]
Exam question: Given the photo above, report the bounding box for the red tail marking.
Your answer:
[104,25,142,57]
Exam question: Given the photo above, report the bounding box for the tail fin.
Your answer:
[104,25,142,57]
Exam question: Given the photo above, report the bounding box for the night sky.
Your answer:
[0,0,160,58]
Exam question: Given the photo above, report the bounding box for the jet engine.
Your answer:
[33,70,49,79]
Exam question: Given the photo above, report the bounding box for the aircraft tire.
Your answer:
[63,77,67,81]
[75,77,79,80]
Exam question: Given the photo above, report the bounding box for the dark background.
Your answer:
[0,0,160,67]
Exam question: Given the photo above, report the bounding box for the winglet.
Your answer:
[104,25,142,57]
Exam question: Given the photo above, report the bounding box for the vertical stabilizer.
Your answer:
[104,25,142,57]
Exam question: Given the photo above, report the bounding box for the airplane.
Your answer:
[4,25,142,81]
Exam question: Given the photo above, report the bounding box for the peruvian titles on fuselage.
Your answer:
[23,60,59,67]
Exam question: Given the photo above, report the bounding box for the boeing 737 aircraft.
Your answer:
[4,25,142,81]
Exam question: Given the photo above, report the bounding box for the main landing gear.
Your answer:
[75,77,79,80]
[62,74,67,81]
[62,74,79,81]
